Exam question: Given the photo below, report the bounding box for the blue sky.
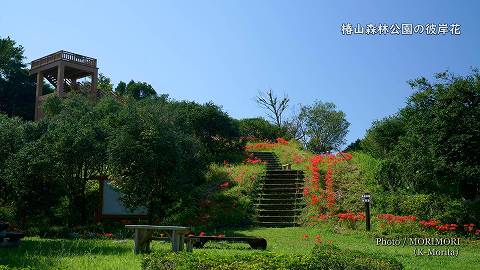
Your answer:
[1,0,479,145]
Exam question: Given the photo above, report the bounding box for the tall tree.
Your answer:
[0,114,26,203]
[166,101,243,163]
[256,89,289,127]
[0,37,35,120]
[294,101,350,153]
[392,71,480,198]
[107,100,207,222]
[41,94,109,225]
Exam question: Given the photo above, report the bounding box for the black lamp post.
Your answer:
[362,193,371,231]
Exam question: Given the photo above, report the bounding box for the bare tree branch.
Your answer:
[256,89,289,127]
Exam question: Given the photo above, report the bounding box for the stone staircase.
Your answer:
[250,151,304,227]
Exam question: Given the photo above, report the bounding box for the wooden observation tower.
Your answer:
[29,50,98,120]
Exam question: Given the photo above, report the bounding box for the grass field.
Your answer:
[1,225,479,270]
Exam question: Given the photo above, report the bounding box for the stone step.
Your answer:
[266,165,282,169]
[256,221,298,227]
[249,151,277,155]
[264,179,304,185]
[258,209,302,216]
[260,193,303,199]
[262,185,302,189]
[251,151,305,228]
[266,170,304,175]
[266,174,304,179]
[261,188,302,194]
[255,156,278,159]
[255,204,298,210]
[258,198,299,204]
[257,215,298,222]
[266,169,304,173]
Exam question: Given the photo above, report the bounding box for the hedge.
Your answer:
[142,244,403,270]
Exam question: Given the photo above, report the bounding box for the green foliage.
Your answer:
[291,101,350,153]
[394,71,480,198]
[163,163,265,230]
[344,138,363,152]
[43,94,108,225]
[2,89,241,228]
[4,140,63,227]
[0,37,35,120]
[97,73,113,92]
[108,99,207,222]
[166,101,244,163]
[354,70,480,223]
[375,159,402,192]
[0,204,15,225]
[361,116,404,159]
[373,192,472,224]
[114,80,157,99]
[0,114,26,202]
[237,117,285,141]
[142,244,403,270]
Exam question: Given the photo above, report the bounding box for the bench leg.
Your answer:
[134,229,140,254]
[186,238,193,252]
[134,229,152,254]
[178,235,185,251]
[172,234,179,252]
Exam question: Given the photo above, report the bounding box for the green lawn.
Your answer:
[1,225,479,270]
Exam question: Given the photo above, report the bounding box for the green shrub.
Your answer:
[237,118,285,141]
[0,205,15,225]
[310,244,403,270]
[373,193,473,224]
[142,244,403,270]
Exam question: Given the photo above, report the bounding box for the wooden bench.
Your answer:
[190,236,267,250]
[125,225,192,254]
[0,223,25,248]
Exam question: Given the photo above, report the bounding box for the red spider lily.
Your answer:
[276,137,289,145]
[419,219,440,228]
[463,224,476,232]
[245,158,264,164]
[305,153,351,214]
[309,215,329,221]
[337,212,365,222]
[245,142,276,150]
[315,234,322,243]
[435,224,458,231]
[218,181,231,189]
[310,194,320,206]
[104,233,113,238]
[293,154,305,164]
[302,234,309,239]
[475,229,480,236]
[325,167,335,210]
[199,231,206,236]
[376,214,416,224]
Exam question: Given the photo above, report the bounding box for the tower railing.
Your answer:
[31,50,97,70]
